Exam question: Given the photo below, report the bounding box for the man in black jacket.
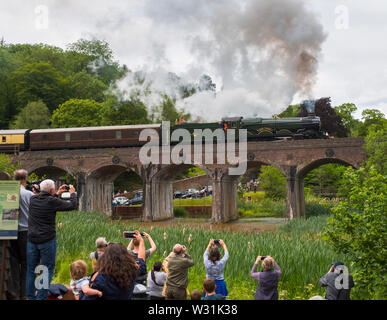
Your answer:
[25,179,78,300]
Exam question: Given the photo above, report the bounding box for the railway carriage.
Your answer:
[29,124,161,150]
[0,129,30,153]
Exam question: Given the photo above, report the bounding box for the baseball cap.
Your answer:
[332,261,344,268]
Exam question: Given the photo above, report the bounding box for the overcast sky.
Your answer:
[0,0,386,119]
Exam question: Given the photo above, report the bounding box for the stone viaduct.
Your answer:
[14,138,366,222]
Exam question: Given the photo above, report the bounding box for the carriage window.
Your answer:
[116,131,122,139]
[65,133,71,141]
[42,134,48,140]
[2,136,6,142]
[88,132,92,139]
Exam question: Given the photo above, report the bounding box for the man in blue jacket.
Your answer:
[25,179,78,300]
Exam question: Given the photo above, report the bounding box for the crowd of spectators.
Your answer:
[5,169,355,301]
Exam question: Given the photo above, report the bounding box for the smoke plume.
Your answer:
[83,0,328,120]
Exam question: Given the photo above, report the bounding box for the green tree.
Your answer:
[304,164,347,197]
[9,61,69,112]
[67,39,127,85]
[11,100,51,129]
[323,127,387,299]
[364,122,387,176]
[358,109,386,137]
[334,103,361,136]
[258,166,286,200]
[158,95,191,123]
[69,71,108,102]
[278,104,301,118]
[102,97,149,126]
[51,99,105,128]
[0,153,19,176]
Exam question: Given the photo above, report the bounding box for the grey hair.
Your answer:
[40,179,55,193]
[96,237,107,248]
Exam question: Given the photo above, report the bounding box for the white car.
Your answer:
[113,197,128,205]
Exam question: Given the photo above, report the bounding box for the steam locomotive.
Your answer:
[0,101,326,153]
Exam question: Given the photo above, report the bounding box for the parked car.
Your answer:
[173,191,183,199]
[113,196,129,205]
[129,191,143,205]
[182,189,200,199]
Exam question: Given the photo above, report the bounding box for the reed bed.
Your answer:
[53,211,345,299]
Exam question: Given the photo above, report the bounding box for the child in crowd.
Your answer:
[70,260,102,300]
[202,278,225,300]
[190,289,202,300]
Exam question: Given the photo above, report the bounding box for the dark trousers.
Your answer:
[7,231,28,300]
[165,285,187,300]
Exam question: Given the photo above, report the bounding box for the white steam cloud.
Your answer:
[50,0,328,121]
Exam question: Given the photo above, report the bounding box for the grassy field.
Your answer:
[52,211,348,300]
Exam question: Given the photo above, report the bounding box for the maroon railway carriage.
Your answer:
[29,124,161,150]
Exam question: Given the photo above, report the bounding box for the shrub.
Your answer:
[173,206,189,218]
[258,166,286,200]
[305,201,332,217]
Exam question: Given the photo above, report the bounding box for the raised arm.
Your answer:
[219,240,229,264]
[127,239,134,251]
[251,256,261,280]
[144,232,157,255]
[53,185,78,211]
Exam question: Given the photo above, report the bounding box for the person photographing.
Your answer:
[250,255,282,300]
[165,244,194,300]
[203,239,229,299]
[26,180,78,300]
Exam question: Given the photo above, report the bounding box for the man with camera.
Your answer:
[164,244,194,300]
[6,169,34,300]
[25,179,78,300]
[319,261,354,300]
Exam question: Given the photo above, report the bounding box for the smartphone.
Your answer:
[123,231,145,239]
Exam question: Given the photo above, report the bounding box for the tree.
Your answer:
[102,97,150,126]
[0,153,19,176]
[278,104,301,118]
[69,71,108,102]
[198,74,216,92]
[304,164,347,197]
[51,99,105,128]
[364,122,387,176]
[157,95,191,123]
[297,97,349,137]
[258,166,286,200]
[358,109,386,137]
[323,126,387,299]
[334,103,361,136]
[67,39,127,85]
[9,62,69,112]
[11,100,51,129]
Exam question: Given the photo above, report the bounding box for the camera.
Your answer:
[64,185,70,191]
[261,256,266,261]
[26,180,42,193]
[123,231,145,239]
[214,239,220,246]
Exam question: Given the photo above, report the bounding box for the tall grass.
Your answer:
[53,211,347,299]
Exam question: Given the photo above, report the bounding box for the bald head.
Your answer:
[173,244,183,255]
